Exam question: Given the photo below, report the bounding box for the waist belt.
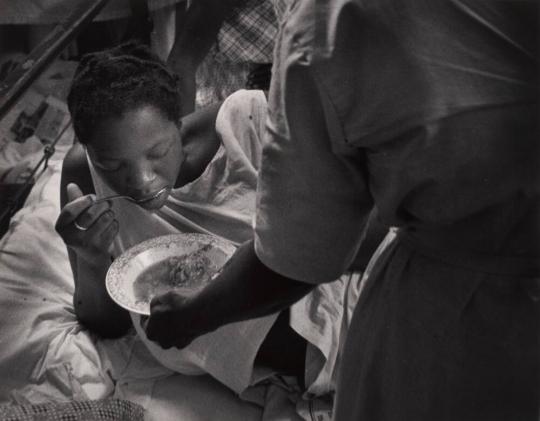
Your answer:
[398,229,540,279]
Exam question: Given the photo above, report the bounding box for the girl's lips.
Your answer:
[135,186,169,203]
[137,187,170,209]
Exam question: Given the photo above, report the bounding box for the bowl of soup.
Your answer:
[106,233,236,315]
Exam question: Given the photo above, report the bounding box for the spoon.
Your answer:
[93,187,168,205]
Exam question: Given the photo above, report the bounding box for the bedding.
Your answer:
[0,59,108,404]
[0,143,115,404]
[0,142,270,419]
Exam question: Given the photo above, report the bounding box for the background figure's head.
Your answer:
[67,42,184,210]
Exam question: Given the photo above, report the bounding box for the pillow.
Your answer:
[0,159,114,403]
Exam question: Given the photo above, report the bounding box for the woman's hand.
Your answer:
[144,291,217,349]
[143,240,315,350]
[55,183,118,261]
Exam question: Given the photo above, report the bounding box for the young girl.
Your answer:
[55,42,367,417]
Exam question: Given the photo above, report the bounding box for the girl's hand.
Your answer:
[55,183,119,261]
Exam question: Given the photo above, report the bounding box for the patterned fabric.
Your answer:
[195,59,252,108]
[0,399,144,421]
[212,0,278,64]
[194,0,285,107]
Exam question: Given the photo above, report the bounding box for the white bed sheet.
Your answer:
[0,148,116,404]
[0,141,296,420]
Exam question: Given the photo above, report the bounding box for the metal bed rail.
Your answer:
[0,0,111,120]
[0,0,111,236]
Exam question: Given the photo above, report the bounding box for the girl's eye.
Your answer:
[96,160,122,172]
[149,143,172,159]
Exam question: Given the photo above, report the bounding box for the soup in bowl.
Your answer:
[106,233,235,315]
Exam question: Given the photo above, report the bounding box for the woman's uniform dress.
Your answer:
[254,1,539,420]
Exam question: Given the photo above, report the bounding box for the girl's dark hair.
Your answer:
[67,41,181,144]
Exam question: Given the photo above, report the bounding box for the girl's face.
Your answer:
[87,105,183,211]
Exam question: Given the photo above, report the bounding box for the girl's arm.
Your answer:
[176,102,223,186]
[58,143,131,338]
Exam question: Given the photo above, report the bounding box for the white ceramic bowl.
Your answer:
[106,233,236,315]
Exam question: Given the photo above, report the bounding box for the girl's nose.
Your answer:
[127,161,156,191]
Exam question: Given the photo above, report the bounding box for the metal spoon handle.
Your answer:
[93,194,135,205]
[93,187,168,205]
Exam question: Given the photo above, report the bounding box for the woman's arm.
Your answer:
[145,240,315,349]
[58,143,131,338]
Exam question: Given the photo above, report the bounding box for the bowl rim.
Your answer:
[106,233,236,315]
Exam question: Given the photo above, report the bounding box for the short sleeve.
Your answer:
[215,89,268,173]
[254,56,373,284]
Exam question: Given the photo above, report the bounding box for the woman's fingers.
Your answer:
[146,293,199,349]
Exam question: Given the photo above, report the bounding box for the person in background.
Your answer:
[167,0,280,115]
[145,1,540,420]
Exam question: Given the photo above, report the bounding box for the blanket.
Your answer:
[0,143,269,420]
